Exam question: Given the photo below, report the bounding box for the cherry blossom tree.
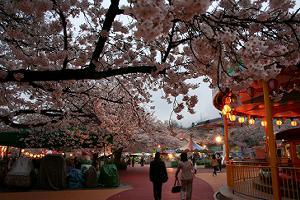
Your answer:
[0,0,299,148]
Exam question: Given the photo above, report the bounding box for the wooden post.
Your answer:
[224,115,233,187]
[262,80,281,200]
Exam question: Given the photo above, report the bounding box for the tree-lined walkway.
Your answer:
[108,166,215,200]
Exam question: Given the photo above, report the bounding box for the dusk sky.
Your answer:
[148,77,220,127]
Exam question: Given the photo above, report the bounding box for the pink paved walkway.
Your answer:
[108,166,214,200]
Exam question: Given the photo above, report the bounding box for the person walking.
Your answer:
[131,156,135,167]
[140,155,145,167]
[216,154,222,172]
[149,152,168,200]
[175,152,196,200]
[211,154,218,176]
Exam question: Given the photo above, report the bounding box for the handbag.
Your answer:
[171,180,181,193]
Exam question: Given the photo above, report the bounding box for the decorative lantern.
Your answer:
[291,120,297,127]
[276,119,283,126]
[238,117,245,123]
[248,118,255,125]
[229,114,236,121]
[261,120,267,127]
[222,105,231,115]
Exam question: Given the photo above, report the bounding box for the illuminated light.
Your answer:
[222,108,227,115]
[21,149,25,153]
[70,153,73,157]
[62,153,65,155]
[229,114,236,121]
[291,120,297,127]
[29,153,33,157]
[248,118,255,125]
[158,145,161,148]
[33,155,37,158]
[215,136,222,143]
[276,119,283,126]
[238,117,245,123]
[261,120,267,127]
[168,154,174,159]
[223,105,231,114]
[202,145,207,149]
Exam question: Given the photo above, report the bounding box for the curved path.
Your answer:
[108,166,214,200]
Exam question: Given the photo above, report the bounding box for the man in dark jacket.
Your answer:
[149,152,168,200]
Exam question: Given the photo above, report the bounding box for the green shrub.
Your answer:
[171,161,178,168]
[196,159,211,168]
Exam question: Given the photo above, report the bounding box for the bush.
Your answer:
[196,159,211,168]
[171,161,178,168]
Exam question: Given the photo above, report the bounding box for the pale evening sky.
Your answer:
[146,77,220,128]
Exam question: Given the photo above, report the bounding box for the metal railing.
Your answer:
[230,161,300,200]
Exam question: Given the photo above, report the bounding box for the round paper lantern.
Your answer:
[238,117,245,123]
[291,120,297,127]
[248,118,255,125]
[261,120,267,127]
[229,114,236,121]
[276,119,282,126]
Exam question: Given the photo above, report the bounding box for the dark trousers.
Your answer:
[153,182,162,200]
[213,166,218,175]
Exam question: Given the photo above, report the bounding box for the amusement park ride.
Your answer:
[213,65,300,200]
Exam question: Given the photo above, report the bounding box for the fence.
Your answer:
[230,161,300,200]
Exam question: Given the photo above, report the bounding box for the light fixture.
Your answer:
[215,135,222,143]
[229,114,236,121]
[238,116,245,123]
[222,105,231,115]
[261,120,267,127]
[276,119,283,126]
[248,118,255,125]
[291,120,297,127]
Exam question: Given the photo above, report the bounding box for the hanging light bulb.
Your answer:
[229,114,236,121]
[222,108,227,115]
[291,120,297,127]
[276,119,283,126]
[238,117,245,123]
[248,118,255,125]
[261,120,267,127]
[222,105,231,115]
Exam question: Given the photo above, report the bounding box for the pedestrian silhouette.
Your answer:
[175,152,196,200]
[149,152,168,200]
[211,154,218,176]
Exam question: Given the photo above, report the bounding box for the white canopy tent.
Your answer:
[179,137,203,151]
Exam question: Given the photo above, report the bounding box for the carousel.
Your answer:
[213,66,300,200]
